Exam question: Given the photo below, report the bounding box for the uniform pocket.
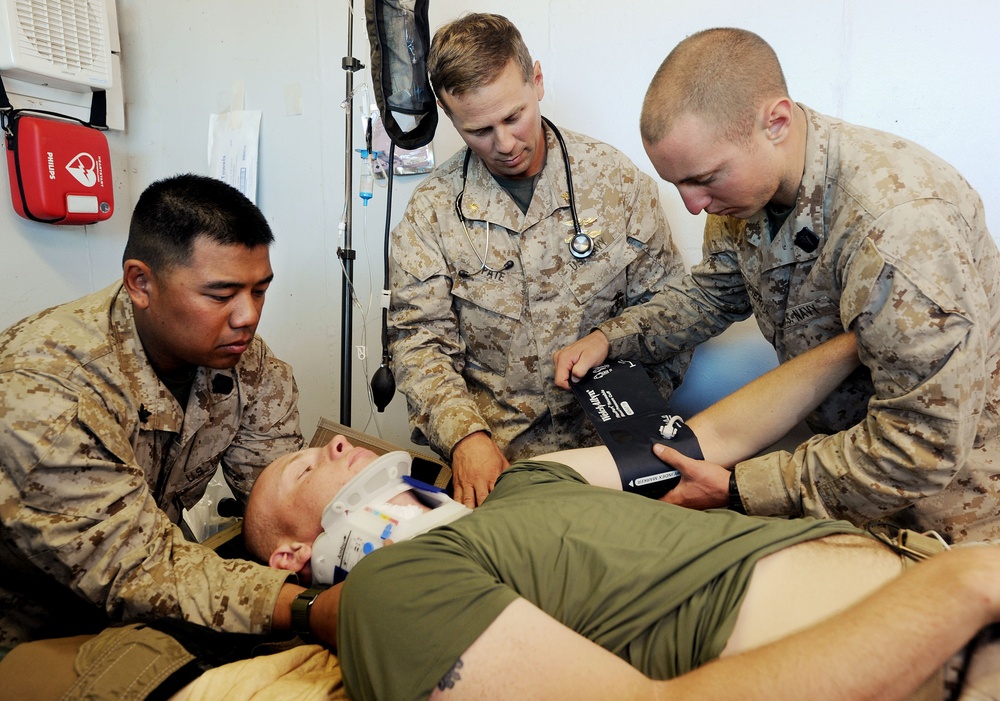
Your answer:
[566,235,640,311]
[453,275,522,375]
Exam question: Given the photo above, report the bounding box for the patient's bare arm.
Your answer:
[657,332,858,509]
[429,544,1000,701]
[533,334,859,495]
[687,332,859,467]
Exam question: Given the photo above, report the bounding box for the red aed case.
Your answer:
[5,113,114,225]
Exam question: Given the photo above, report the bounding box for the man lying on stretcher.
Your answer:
[243,333,1000,701]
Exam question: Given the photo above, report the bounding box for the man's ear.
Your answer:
[761,97,794,144]
[269,541,312,573]
[122,260,154,310]
[531,60,545,102]
[436,96,452,119]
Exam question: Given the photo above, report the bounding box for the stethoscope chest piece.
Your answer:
[569,231,595,259]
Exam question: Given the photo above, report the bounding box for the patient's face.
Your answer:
[256,436,380,541]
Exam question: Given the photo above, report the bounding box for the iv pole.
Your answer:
[339,0,364,426]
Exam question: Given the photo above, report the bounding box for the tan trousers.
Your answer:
[0,624,194,701]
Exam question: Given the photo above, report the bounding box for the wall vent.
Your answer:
[0,0,112,92]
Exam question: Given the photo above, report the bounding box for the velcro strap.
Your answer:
[866,522,949,563]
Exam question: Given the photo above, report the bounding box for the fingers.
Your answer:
[471,468,503,507]
[452,481,468,508]
[552,349,581,390]
[553,332,610,390]
[454,479,489,508]
[449,470,475,507]
[461,489,478,508]
[652,444,730,510]
[452,471,497,508]
[474,482,491,508]
[652,443,688,467]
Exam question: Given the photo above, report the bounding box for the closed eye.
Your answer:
[680,171,717,187]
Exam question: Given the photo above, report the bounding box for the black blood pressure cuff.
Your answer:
[571,359,703,498]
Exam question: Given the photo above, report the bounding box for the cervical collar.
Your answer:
[310,451,471,585]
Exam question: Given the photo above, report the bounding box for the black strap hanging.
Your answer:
[363,0,440,412]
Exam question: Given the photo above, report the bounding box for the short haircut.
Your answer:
[428,13,534,113]
[640,28,789,146]
[242,483,278,564]
[242,467,317,565]
[122,174,274,271]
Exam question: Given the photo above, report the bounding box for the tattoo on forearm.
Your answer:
[437,658,464,691]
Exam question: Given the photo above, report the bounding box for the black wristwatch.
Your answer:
[728,471,747,514]
[290,587,326,639]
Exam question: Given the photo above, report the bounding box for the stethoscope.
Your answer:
[456,116,592,279]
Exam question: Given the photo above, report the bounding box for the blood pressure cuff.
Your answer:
[365,0,438,150]
[571,359,703,498]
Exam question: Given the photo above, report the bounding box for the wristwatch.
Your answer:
[290,587,326,639]
[728,471,747,514]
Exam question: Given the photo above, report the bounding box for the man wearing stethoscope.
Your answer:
[388,13,692,507]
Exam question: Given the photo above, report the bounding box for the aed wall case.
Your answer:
[5,110,113,224]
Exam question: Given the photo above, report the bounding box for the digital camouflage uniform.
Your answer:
[600,105,1000,542]
[389,124,690,461]
[0,283,304,652]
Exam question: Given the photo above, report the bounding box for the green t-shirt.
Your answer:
[338,461,861,701]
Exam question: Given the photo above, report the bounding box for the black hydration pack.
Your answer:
[365,0,437,150]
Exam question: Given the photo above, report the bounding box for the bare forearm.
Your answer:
[432,546,1000,701]
[271,583,303,630]
[689,333,858,467]
[663,546,999,701]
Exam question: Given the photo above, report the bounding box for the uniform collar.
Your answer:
[456,121,572,233]
[109,284,237,437]
[741,104,830,266]
[793,104,832,243]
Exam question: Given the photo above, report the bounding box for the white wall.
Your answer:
[2,0,998,451]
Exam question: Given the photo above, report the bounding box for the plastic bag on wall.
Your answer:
[372,108,434,175]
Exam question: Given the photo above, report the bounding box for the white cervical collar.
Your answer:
[310,451,470,585]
